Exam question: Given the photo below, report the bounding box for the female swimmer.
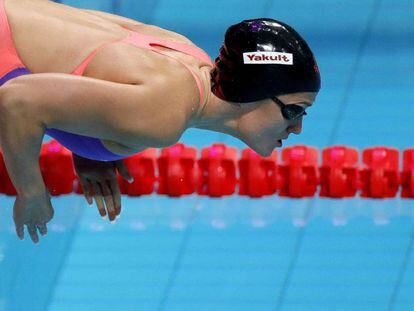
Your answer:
[0,0,320,243]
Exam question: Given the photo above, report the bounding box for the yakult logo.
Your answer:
[243,52,293,65]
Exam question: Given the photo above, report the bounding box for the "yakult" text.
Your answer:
[243,52,293,65]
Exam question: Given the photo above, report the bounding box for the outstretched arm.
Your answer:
[0,72,188,242]
[0,72,186,197]
[0,94,46,198]
[0,87,52,243]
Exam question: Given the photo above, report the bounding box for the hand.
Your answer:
[13,189,54,244]
[72,154,134,222]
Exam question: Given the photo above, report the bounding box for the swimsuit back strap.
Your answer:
[72,36,128,75]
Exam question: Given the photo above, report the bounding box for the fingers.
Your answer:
[15,222,47,243]
[37,223,48,236]
[82,175,122,223]
[108,179,122,216]
[25,223,47,244]
[27,223,39,244]
[89,181,117,222]
[115,160,134,183]
[79,178,93,205]
[91,182,107,218]
[13,194,52,244]
[99,181,116,221]
[15,223,24,240]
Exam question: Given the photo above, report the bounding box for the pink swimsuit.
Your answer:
[0,0,213,161]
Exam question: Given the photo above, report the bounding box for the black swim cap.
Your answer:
[211,18,321,103]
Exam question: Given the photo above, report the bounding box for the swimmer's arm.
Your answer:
[0,73,186,196]
[0,89,47,198]
[2,73,185,148]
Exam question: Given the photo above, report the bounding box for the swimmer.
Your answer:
[0,0,321,243]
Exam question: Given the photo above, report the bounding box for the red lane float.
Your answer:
[401,149,414,198]
[319,146,359,198]
[0,150,17,196]
[360,147,400,198]
[121,148,157,196]
[157,143,198,197]
[197,143,237,197]
[238,149,278,197]
[0,142,413,199]
[0,152,4,193]
[278,145,319,197]
[39,140,76,196]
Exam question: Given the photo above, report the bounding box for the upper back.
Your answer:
[5,0,202,75]
[5,0,213,137]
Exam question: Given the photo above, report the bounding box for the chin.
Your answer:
[253,146,274,157]
[243,138,275,157]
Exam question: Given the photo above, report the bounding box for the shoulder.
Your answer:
[81,45,201,124]
[136,71,195,146]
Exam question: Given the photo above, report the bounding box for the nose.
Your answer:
[287,118,303,135]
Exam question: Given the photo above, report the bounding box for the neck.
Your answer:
[187,69,242,139]
[192,94,239,135]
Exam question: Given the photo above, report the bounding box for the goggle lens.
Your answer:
[273,96,308,121]
[283,105,307,120]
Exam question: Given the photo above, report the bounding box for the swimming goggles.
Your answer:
[273,96,308,121]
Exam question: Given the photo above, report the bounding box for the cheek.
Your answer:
[239,103,287,140]
[258,109,287,136]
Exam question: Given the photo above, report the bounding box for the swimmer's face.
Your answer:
[238,92,317,157]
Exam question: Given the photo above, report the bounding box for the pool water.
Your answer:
[1,0,414,310]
